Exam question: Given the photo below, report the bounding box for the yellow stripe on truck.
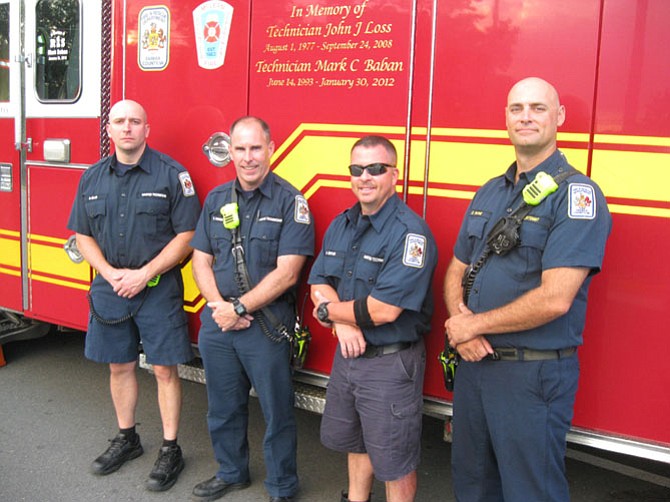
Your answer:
[29,239,90,282]
[0,234,21,269]
[272,124,669,217]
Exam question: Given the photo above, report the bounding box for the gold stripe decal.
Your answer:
[29,272,90,291]
[0,229,20,238]
[271,124,669,219]
[0,266,21,277]
[29,240,90,282]
[0,236,21,268]
[594,134,670,147]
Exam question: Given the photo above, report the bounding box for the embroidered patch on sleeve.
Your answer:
[403,233,426,268]
[568,183,596,219]
[178,172,196,197]
[294,195,311,224]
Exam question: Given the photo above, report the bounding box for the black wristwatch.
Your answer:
[232,298,248,317]
[316,301,332,324]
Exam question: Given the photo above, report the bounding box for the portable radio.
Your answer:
[220,202,240,229]
[523,171,559,206]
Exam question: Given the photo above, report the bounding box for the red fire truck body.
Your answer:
[0,0,668,462]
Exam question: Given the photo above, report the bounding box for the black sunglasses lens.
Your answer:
[367,163,387,175]
[348,163,389,176]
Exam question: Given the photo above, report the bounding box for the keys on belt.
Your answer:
[488,347,576,361]
[361,342,412,358]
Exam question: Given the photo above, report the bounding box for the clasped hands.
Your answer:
[109,267,150,299]
[444,303,494,362]
[208,301,253,332]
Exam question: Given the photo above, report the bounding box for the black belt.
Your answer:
[488,347,576,361]
[361,342,412,358]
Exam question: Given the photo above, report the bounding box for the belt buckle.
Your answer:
[490,350,501,361]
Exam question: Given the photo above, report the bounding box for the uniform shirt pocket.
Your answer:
[466,211,491,241]
[355,257,383,289]
[135,197,170,236]
[512,217,551,279]
[249,220,282,268]
[322,251,345,281]
[211,223,233,256]
[519,217,550,250]
[84,197,107,236]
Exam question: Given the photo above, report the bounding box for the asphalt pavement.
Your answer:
[1,330,669,501]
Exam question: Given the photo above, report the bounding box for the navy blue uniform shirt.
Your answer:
[453,149,612,350]
[67,146,201,268]
[309,194,438,346]
[191,172,314,319]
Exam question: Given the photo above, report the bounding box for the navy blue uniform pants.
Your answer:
[452,354,579,502]
[199,320,298,498]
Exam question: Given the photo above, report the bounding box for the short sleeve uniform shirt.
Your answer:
[67,146,200,268]
[453,150,612,349]
[191,172,315,326]
[309,195,438,346]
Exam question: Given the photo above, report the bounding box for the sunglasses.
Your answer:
[348,163,395,176]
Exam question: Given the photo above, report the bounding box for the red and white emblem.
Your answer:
[204,20,220,42]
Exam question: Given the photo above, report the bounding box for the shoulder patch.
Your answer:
[294,195,311,224]
[178,172,196,197]
[568,183,595,220]
[403,233,426,268]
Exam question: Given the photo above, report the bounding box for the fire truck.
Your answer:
[1,0,668,463]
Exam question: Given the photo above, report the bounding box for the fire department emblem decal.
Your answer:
[568,183,596,220]
[138,6,170,71]
[193,1,234,70]
[179,172,196,197]
[294,195,310,224]
[403,233,426,268]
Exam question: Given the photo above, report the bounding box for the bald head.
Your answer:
[109,99,148,124]
[505,77,565,166]
[507,77,561,109]
[106,99,150,164]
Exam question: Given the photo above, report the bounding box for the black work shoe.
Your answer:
[192,476,250,501]
[91,432,143,475]
[341,491,372,502]
[269,497,294,502]
[145,445,185,491]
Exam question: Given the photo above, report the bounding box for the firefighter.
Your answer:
[190,116,314,502]
[67,100,200,491]
[309,135,438,502]
[443,77,612,501]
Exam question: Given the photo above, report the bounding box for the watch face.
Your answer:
[233,300,246,316]
[317,302,330,322]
